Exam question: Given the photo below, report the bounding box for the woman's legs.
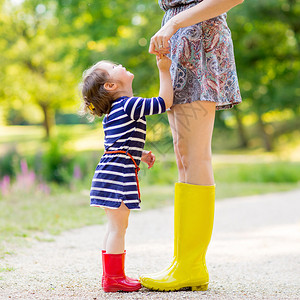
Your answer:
[104,201,130,254]
[168,101,216,185]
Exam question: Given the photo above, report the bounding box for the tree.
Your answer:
[0,0,80,137]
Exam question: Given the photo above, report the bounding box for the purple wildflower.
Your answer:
[0,175,11,196]
[73,165,82,180]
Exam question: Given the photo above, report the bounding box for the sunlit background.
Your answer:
[0,0,299,256]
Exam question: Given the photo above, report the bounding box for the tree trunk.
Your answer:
[40,104,55,139]
[234,107,249,148]
[257,113,273,152]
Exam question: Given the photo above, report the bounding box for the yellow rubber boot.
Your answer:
[140,182,215,291]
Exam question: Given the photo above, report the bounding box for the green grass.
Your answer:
[0,188,105,258]
[214,161,300,183]
[215,182,299,199]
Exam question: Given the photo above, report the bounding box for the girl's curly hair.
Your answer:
[79,61,115,121]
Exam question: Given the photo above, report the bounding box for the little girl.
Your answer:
[80,56,173,292]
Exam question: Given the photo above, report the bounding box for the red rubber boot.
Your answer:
[102,250,140,285]
[101,250,105,287]
[102,252,141,292]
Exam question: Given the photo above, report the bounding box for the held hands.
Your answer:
[156,55,172,72]
[141,150,156,169]
[149,19,177,55]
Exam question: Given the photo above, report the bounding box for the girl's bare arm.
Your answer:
[157,56,173,109]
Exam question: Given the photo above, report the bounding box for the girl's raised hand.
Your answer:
[141,150,156,169]
[156,55,172,71]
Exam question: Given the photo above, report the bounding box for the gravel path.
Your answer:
[1,189,300,299]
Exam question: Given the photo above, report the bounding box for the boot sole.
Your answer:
[103,285,141,293]
[142,282,208,292]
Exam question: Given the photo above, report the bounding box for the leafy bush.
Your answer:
[41,136,75,184]
[0,147,20,178]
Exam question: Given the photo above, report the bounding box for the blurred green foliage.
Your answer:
[227,0,300,150]
[0,0,163,138]
[0,138,93,186]
[0,147,19,178]
[41,136,74,183]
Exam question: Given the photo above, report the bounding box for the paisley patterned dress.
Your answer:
[159,0,242,110]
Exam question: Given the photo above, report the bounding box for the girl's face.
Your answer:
[98,61,134,87]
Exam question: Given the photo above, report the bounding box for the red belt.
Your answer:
[104,150,141,201]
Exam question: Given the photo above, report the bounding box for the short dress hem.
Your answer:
[168,98,241,111]
[90,203,141,210]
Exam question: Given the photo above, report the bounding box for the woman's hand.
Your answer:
[141,150,156,169]
[149,19,178,55]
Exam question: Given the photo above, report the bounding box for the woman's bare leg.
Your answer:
[104,202,130,254]
[171,101,216,185]
[167,110,185,182]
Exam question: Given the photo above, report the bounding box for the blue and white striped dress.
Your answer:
[90,96,166,210]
